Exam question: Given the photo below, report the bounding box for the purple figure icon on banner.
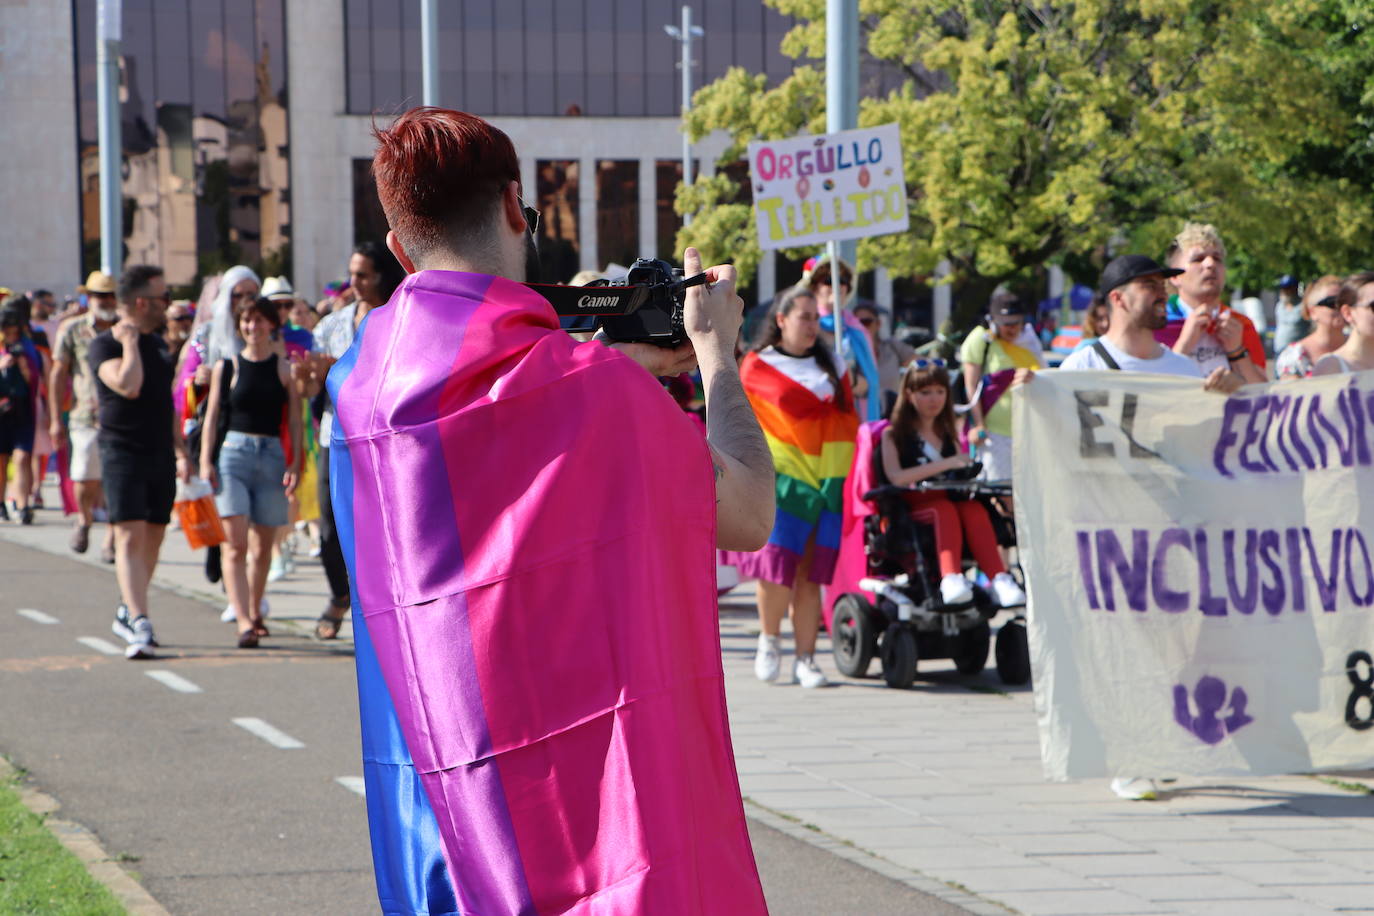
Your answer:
[1173,676,1254,744]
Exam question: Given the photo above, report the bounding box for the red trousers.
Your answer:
[905,491,1006,577]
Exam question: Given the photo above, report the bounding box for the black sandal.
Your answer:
[237,629,259,649]
[314,610,346,640]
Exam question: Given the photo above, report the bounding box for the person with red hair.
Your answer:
[328,107,773,915]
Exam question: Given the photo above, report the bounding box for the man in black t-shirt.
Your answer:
[89,264,191,659]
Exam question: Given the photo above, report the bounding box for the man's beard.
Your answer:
[94,308,118,322]
[1143,302,1168,331]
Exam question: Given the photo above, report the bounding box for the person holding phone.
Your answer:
[1160,223,1266,384]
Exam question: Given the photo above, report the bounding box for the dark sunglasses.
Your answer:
[519,196,540,235]
[857,315,878,327]
[139,292,171,305]
[1313,295,1340,309]
[169,314,194,322]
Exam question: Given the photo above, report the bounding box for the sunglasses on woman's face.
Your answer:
[1313,296,1340,309]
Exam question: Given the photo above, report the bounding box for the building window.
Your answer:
[74,0,291,291]
[536,160,580,283]
[656,160,692,263]
[353,160,390,251]
[343,0,800,117]
[596,160,639,272]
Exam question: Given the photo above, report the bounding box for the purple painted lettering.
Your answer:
[1224,529,1259,615]
[1213,398,1248,477]
[1193,530,1228,616]
[1238,395,1270,473]
[1151,528,1192,613]
[1077,530,1100,609]
[1258,529,1286,615]
[1303,526,1343,612]
[1347,528,1374,607]
[1285,527,1307,612]
[1306,396,1329,467]
[1095,529,1149,612]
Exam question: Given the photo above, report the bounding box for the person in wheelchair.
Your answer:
[877,359,1026,608]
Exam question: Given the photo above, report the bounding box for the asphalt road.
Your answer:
[0,536,966,915]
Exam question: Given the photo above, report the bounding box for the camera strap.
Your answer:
[523,283,648,318]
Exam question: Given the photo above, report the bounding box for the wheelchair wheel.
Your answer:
[880,624,918,689]
[995,617,1031,685]
[831,593,878,678]
[953,620,990,676]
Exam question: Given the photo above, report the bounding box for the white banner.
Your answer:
[1013,369,1374,780]
[747,124,908,251]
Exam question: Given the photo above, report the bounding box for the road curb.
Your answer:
[0,756,171,916]
[744,799,1013,916]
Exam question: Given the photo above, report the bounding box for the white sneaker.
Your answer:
[793,655,829,688]
[124,615,156,660]
[992,571,1026,607]
[754,634,781,682]
[1110,777,1159,801]
[221,597,270,623]
[939,573,973,604]
[267,556,287,582]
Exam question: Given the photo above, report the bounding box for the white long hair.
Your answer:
[204,265,261,364]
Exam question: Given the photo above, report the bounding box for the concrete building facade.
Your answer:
[3,1,910,318]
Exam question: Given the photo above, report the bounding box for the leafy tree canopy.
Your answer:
[680,0,1374,334]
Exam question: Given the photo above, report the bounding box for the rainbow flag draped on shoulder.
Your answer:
[730,351,859,584]
[327,270,766,916]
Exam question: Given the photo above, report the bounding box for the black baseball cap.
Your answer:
[988,289,1026,320]
[1099,255,1183,297]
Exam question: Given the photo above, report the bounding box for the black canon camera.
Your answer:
[524,258,708,347]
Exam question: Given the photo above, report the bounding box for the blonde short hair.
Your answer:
[1167,222,1227,266]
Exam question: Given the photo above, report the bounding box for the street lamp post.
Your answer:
[420,0,438,106]
[97,0,124,278]
[664,6,703,225]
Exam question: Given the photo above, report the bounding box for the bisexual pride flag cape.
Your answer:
[725,351,859,586]
[327,270,766,916]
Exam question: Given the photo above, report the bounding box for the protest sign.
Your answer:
[1013,370,1374,780]
[747,124,908,251]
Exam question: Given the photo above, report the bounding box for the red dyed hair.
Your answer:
[372,107,521,259]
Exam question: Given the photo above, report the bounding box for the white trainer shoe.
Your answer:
[754,634,781,682]
[939,573,973,604]
[992,571,1027,607]
[1110,777,1159,801]
[221,597,271,623]
[793,655,829,688]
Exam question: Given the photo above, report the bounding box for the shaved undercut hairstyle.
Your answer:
[371,107,522,265]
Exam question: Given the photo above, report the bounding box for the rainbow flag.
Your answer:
[729,352,859,584]
[327,271,765,915]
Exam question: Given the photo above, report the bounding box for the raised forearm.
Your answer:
[104,346,144,398]
[700,347,774,551]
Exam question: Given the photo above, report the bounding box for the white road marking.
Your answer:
[232,717,305,749]
[336,776,366,797]
[144,670,203,694]
[17,608,58,625]
[76,636,123,656]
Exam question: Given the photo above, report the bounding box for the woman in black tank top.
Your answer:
[199,296,303,648]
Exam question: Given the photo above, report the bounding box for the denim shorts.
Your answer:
[215,431,288,527]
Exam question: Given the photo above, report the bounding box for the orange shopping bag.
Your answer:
[175,477,226,549]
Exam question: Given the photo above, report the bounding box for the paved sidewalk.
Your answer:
[7,492,1374,915]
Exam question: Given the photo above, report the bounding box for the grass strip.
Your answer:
[0,769,125,915]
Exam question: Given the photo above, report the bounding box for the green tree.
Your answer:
[681,0,1374,342]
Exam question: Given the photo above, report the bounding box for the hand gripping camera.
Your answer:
[524,258,708,347]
